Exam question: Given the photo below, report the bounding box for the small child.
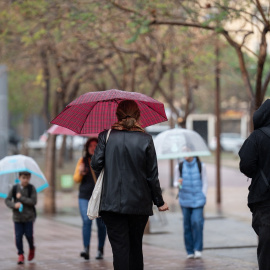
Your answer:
[5,171,37,264]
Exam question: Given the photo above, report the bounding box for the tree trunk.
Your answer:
[58,135,67,168]
[40,48,51,128]
[215,36,222,213]
[20,116,29,156]
[43,134,57,214]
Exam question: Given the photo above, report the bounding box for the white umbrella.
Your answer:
[154,128,211,160]
[0,155,48,198]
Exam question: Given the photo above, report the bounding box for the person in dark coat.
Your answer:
[91,100,169,270]
[239,99,270,270]
[73,137,106,260]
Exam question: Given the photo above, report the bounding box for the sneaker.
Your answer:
[17,254,24,264]
[28,247,35,261]
[194,251,202,259]
[187,254,194,259]
[95,250,103,260]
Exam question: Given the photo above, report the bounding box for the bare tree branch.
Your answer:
[256,25,269,105]
[106,0,142,16]
[256,0,270,25]
[151,19,215,31]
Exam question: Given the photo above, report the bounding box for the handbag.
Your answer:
[87,129,111,220]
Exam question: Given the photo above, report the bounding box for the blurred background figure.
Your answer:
[174,154,208,259]
[73,137,106,260]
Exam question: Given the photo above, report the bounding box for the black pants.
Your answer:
[14,222,34,255]
[252,205,270,270]
[100,211,148,270]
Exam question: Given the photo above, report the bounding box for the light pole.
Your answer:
[0,65,8,159]
[215,35,222,212]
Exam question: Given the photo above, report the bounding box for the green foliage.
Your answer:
[126,18,150,44]
[8,70,43,118]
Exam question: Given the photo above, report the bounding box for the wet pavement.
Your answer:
[0,163,259,269]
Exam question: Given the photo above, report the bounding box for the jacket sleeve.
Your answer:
[239,136,258,178]
[5,188,15,209]
[73,157,83,183]
[91,131,106,174]
[18,186,37,206]
[146,137,164,207]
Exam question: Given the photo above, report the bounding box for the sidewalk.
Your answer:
[0,163,259,269]
[0,201,258,270]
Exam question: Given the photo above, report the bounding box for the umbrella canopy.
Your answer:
[48,124,98,137]
[0,155,48,198]
[51,89,168,134]
[154,128,211,160]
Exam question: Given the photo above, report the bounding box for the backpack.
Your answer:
[12,184,37,218]
[179,157,202,178]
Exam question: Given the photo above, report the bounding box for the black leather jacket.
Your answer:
[91,129,164,216]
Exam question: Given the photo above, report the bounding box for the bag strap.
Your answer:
[90,129,111,184]
[260,169,270,190]
[179,162,183,178]
[196,158,202,175]
[106,129,112,142]
[12,185,17,201]
[89,159,97,184]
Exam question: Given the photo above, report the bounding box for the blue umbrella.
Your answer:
[0,155,49,200]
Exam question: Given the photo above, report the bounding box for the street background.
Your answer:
[0,152,259,270]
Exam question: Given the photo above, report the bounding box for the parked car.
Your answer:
[209,133,245,152]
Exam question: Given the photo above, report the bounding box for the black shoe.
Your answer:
[95,250,103,260]
[80,246,89,260]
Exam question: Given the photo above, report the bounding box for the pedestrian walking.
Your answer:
[239,99,270,270]
[5,171,37,264]
[91,100,169,270]
[174,155,208,259]
[73,137,106,260]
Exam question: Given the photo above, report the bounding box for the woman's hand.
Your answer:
[158,202,169,211]
[178,178,183,185]
[79,163,86,175]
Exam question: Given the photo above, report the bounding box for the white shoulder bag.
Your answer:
[87,129,111,220]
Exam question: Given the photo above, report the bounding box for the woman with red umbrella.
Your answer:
[91,100,169,270]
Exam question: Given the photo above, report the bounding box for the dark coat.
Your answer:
[5,183,37,222]
[239,99,270,211]
[91,129,164,216]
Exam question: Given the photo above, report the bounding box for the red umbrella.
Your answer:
[48,124,98,137]
[51,89,168,134]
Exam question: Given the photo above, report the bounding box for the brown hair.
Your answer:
[19,171,31,177]
[116,100,140,129]
[83,137,98,158]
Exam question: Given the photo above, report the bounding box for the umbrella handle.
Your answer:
[19,204,23,213]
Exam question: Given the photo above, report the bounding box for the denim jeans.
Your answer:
[78,198,106,249]
[14,221,34,255]
[181,206,204,255]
